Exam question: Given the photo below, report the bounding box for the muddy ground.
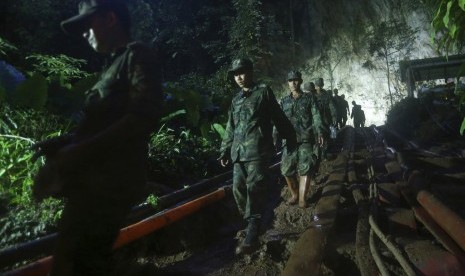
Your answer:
[111,152,364,276]
[110,111,465,276]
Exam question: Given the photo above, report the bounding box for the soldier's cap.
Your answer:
[287,70,302,81]
[61,0,129,35]
[228,58,253,74]
[314,78,324,87]
[303,82,315,91]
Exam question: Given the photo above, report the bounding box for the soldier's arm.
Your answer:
[310,101,324,137]
[219,105,234,161]
[329,98,338,125]
[266,88,296,149]
[272,98,284,149]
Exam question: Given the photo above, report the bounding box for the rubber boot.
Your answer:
[284,176,299,205]
[236,218,259,255]
[299,175,311,208]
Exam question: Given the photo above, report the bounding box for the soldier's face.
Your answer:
[234,70,253,89]
[288,79,301,93]
[82,12,114,53]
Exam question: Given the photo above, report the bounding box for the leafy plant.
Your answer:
[428,0,465,134]
[0,37,18,58]
[0,198,63,249]
[147,125,223,188]
[228,0,266,59]
[0,105,71,248]
[9,73,48,110]
[430,0,465,53]
[162,71,233,138]
[26,54,91,87]
[366,19,418,106]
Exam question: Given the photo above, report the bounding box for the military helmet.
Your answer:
[287,70,302,81]
[61,0,129,35]
[228,58,253,74]
[303,82,315,91]
[314,78,324,87]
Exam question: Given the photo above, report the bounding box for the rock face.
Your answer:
[268,0,436,126]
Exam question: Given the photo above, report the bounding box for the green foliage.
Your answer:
[385,97,427,139]
[162,71,234,138]
[365,19,418,106]
[430,0,465,53]
[0,135,37,206]
[9,73,48,110]
[0,105,72,205]
[148,126,222,187]
[229,0,266,59]
[144,194,159,208]
[26,54,90,87]
[460,117,465,134]
[0,198,62,249]
[0,37,18,58]
[212,123,226,140]
[0,105,70,248]
[428,0,465,134]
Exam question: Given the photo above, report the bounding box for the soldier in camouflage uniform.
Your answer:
[278,71,324,208]
[314,78,337,159]
[219,58,296,254]
[33,1,162,275]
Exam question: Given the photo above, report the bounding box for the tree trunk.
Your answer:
[290,0,295,62]
[385,47,393,107]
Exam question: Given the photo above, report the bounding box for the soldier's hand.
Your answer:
[218,156,230,167]
[31,139,55,161]
[31,135,72,162]
[318,135,324,147]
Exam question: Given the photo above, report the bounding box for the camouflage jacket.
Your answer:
[278,92,324,143]
[220,83,296,162]
[73,42,163,181]
[315,89,337,126]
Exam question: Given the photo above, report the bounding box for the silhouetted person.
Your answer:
[314,78,337,159]
[33,1,162,275]
[351,101,365,128]
[337,93,350,127]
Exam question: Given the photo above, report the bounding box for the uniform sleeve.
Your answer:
[127,44,163,123]
[219,104,234,159]
[266,88,296,146]
[310,98,324,136]
[328,96,338,124]
[272,98,284,147]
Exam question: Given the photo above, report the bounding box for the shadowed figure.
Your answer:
[32,1,163,275]
[351,101,365,128]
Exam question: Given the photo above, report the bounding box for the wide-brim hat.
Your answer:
[60,0,126,35]
[228,58,253,74]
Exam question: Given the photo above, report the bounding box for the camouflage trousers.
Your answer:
[232,160,270,220]
[281,142,317,176]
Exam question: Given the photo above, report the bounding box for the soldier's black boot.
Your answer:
[235,218,259,255]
